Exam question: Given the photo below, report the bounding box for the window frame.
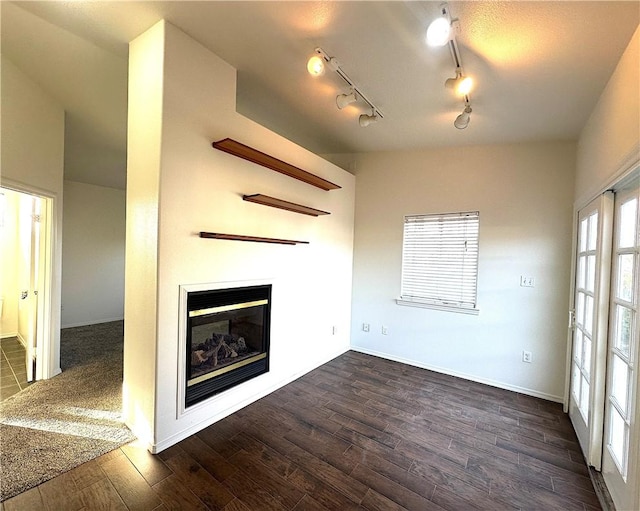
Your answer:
[396,210,480,315]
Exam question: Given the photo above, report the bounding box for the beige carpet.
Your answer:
[0,321,135,501]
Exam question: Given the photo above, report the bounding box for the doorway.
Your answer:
[568,169,640,510]
[0,186,54,396]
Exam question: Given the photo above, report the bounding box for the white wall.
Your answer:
[125,21,355,451]
[1,54,64,377]
[61,180,126,328]
[351,142,576,401]
[0,190,20,337]
[576,26,640,207]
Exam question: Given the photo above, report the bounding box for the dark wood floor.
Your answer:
[2,351,601,511]
[1,337,33,401]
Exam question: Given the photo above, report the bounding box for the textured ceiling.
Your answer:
[2,1,638,189]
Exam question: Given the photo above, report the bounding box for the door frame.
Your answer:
[1,179,58,380]
[601,182,640,509]
[566,156,640,413]
[566,160,640,511]
[566,192,613,469]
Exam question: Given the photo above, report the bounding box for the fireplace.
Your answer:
[185,284,271,407]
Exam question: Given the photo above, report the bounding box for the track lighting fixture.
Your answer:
[336,90,357,109]
[454,104,472,129]
[445,67,473,96]
[307,47,383,127]
[427,3,476,129]
[359,111,378,128]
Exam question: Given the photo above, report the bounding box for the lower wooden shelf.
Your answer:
[199,232,309,245]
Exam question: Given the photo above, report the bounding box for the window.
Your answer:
[397,211,479,314]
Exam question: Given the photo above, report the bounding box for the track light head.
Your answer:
[307,55,325,76]
[359,112,378,128]
[445,68,473,96]
[426,15,451,46]
[336,91,357,109]
[454,105,472,129]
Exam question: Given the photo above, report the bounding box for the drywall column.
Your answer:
[123,22,165,444]
[126,21,355,451]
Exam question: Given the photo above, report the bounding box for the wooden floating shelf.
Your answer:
[243,194,330,217]
[199,232,309,245]
[212,138,341,191]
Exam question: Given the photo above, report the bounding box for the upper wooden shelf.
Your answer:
[200,232,308,245]
[212,138,341,191]
[243,194,330,217]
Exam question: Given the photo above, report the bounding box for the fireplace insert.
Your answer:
[185,284,271,407]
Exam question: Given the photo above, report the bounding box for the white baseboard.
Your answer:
[1,331,18,339]
[148,346,350,454]
[61,316,124,329]
[350,346,564,404]
[16,332,27,348]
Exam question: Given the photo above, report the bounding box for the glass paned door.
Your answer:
[602,186,639,511]
[569,193,613,468]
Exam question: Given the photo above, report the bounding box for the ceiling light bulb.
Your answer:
[307,55,325,76]
[457,76,473,95]
[426,17,451,46]
[445,75,473,96]
[359,113,378,128]
[454,105,472,129]
[336,91,357,109]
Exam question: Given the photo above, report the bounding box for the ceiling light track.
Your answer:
[427,2,475,129]
[308,47,384,126]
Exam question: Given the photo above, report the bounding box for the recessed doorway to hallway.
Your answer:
[0,186,53,387]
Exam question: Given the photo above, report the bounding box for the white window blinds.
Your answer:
[399,211,479,313]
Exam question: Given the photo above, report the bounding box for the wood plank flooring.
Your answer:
[1,351,601,511]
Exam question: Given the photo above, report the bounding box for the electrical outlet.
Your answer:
[520,276,535,287]
[382,325,389,335]
[332,326,337,335]
[362,323,370,332]
[523,350,532,363]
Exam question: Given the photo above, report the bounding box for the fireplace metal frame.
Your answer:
[177,280,273,417]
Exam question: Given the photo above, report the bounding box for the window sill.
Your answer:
[395,299,480,315]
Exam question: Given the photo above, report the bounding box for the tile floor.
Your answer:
[1,337,32,401]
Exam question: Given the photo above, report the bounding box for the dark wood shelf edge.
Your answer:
[199,232,309,245]
[212,138,341,191]
[243,194,330,217]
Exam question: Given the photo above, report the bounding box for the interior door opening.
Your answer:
[0,186,53,385]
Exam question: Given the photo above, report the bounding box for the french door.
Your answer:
[601,185,639,510]
[569,193,613,468]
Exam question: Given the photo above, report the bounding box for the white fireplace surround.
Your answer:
[177,278,274,419]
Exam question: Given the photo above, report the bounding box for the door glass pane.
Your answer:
[574,330,583,364]
[572,363,581,401]
[585,295,594,335]
[609,407,627,471]
[577,292,585,326]
[580,217,588,252]
[586,255,596,292]
[611,355,629,413]
[583,336,592,377]
[578,256,586,289]
[619,198,637,248]
[580,376,590,419]
[615,305,632,357]
[588,213,598,250]
[617,254,634,302]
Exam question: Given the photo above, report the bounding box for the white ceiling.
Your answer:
[2,1,639,189]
